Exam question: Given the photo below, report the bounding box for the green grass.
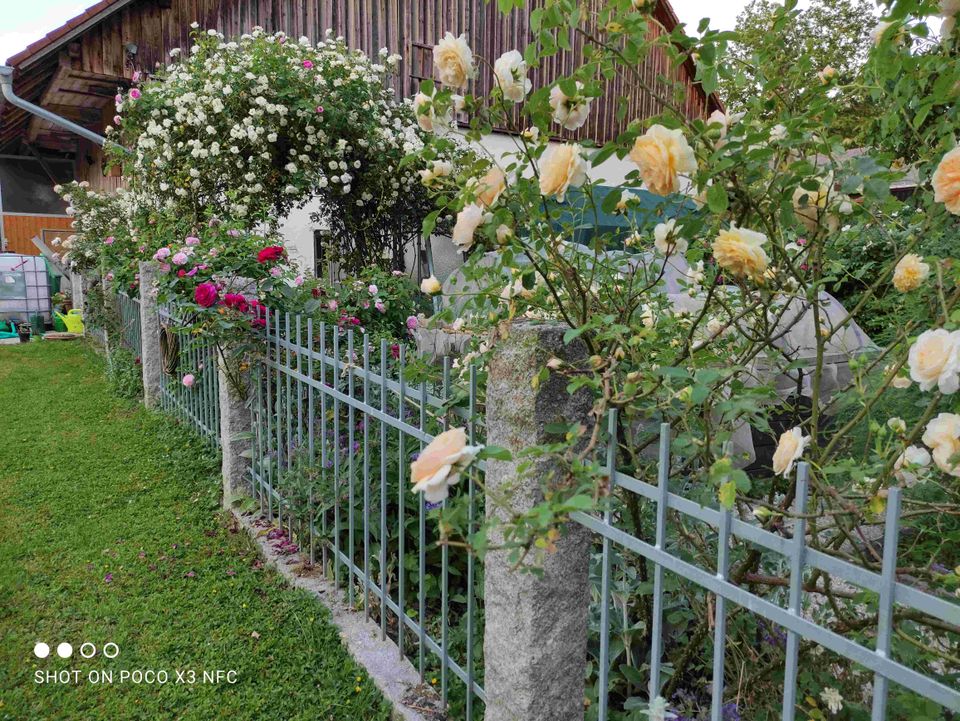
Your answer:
[0,341,392,721]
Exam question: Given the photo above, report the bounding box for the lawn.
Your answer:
[0,340,392,721]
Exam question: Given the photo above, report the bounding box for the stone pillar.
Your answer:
[218,360,251,508]
[218,277,256,508]
[483,321,594,721]
[138,261,163,408]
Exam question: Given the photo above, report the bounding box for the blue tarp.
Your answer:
[549,185,696,247]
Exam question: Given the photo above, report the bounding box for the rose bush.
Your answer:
[409,0,960,717]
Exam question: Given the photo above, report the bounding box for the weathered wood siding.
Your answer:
[3,0,713,159]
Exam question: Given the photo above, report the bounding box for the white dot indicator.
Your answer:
[33,642,50,659]
[102,642,119,659]
[56,642,73,659]
[79,643,96,658]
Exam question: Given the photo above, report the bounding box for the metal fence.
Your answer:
[578,416,960,720]
[108,290,958,719]
[117,292,141,357]
[250,309,485,719]
[157,302,221,447]
[249,306,958,720]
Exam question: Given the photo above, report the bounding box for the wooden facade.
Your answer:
[1,214,74,255]
[2,0,718,187]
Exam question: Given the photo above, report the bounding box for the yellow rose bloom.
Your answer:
[628,124,697,196]
[538,143,587,202]
[711,226,770,281]
[892,253,930,292]
[932,146,960,215]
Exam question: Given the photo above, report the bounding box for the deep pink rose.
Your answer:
[194,282,219,308]
[257,245,285,263]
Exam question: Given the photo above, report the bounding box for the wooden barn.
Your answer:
[0,0,719,261]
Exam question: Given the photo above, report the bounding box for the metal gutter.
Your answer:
[0,65,114,149]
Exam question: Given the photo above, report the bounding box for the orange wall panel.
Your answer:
[2,214,74,255]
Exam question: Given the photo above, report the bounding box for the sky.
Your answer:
[0,0,772,65]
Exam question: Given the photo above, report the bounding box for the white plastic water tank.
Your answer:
[0,253,51,321]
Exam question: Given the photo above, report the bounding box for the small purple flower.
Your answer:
[104,573,113,583]
[426,501,442,511]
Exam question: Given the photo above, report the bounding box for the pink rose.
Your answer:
[375,301,386,313]
[129,88,141,100]
[182,374,195,388]
[194,282,219,308]
[104,236,115,245]
[171,252,188,265]
[302,60,314,69]
[368,284,378,295]
[154,247,171,261]
[406,315,419,330]
[185,236,201,246]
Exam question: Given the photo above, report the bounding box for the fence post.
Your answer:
[218,278,257,508]
[484,321,594,721]
[218,357,251,509]
[138,261,163,408]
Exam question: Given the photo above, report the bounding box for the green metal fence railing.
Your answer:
[252,309,485,719]
[157,301,221,448]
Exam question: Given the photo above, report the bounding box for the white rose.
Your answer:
[549,83,592,131]
[921,413,960,477]
[451,203,486,252]
[907,329,960,393]
[894,445,931,486]
[772,427,809,478]
[493,50,531,102]
[653,219,688,256]
[433,32,473,89]
[886,417,907,434]
[410,427,482,503]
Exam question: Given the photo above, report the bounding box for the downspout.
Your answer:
[0,65,115,148]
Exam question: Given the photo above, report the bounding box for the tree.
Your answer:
[720,0,879,143]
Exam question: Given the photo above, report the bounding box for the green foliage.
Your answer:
[720,0,881,143]
[106,347,144,400]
